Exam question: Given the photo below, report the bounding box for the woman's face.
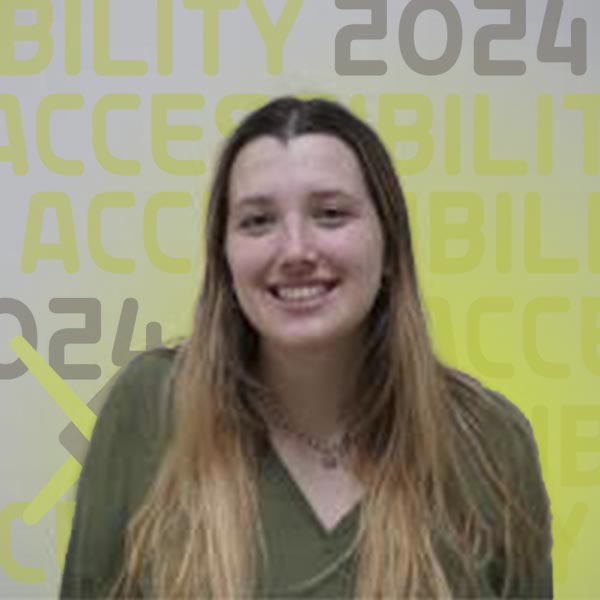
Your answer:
[225,133,385,354]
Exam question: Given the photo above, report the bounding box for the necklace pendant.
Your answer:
[322,454,339,469]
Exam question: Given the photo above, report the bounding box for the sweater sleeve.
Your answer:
[508,417,553,598]
[487,396,554,599]
[59,349,175,599]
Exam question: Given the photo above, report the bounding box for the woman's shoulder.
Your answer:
[103,345,179,419]
[448,369,549,515]
[478,386,541,470]
[443,369,552,589]
[112,344,179,394]
[446,368,535,445]
[444,368,549,508]
[60,346,182,598]
[86,345,181,464]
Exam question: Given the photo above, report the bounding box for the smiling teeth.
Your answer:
[276,285,328,301]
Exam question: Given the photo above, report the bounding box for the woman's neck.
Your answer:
[259,342,359,442]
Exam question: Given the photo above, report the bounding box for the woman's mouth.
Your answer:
[269,282,338,304]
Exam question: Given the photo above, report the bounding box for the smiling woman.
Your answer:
[226,134,384,356]
[60,97,553,599]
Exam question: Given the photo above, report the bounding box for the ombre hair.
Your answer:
[116,97,551,598]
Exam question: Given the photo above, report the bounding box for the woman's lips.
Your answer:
[268,281,338,304]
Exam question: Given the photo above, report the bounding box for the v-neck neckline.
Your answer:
[267,445,362,539]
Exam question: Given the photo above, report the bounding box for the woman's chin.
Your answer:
[264,333,335,353]
[260,323,361,356]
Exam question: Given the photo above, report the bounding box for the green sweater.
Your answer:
[60,348,552,598]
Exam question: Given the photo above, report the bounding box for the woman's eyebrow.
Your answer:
[230,195,274,213]
[309,189,360,203]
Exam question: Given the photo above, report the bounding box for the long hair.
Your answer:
[116,97,551,598]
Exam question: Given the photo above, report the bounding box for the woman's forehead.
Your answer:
[228,134,369,206]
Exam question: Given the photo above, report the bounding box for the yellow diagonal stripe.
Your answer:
[10,336,97,440]
[22,456,82,525]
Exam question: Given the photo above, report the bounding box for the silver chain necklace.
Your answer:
[260,397,351,469]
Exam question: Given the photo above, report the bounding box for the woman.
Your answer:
[61,97,552,598]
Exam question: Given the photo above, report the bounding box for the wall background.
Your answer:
[0,0,598,596]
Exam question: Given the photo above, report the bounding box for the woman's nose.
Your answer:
[279,220,318,266]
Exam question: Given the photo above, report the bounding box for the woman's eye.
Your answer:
[315,207,348,225]
[238,213,274,232]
